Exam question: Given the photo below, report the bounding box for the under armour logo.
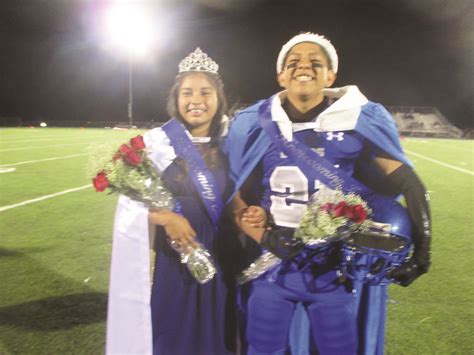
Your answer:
[326,132,344,141]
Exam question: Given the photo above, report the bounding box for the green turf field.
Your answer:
[0,128,473,354]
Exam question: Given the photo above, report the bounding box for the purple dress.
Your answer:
[150,152,242,355]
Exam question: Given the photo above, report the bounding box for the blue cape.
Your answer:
[225,99,411,199]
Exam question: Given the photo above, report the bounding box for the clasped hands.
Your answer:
[149,206,267,250]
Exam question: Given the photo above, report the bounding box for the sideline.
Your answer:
[0,153,90,167]
[405,149,474,176]
[0,185,92,212]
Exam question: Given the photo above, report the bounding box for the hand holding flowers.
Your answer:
[91,135,174,209]
[90,134,216,284]
[148,209,199,249]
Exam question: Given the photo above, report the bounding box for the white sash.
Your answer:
[106,127,173,355]
[106,195,152,355]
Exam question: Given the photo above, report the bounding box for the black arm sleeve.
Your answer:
[385,164,431,286]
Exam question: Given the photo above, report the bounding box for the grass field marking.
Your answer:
[0,136,107,144]
[0,138,129,152]
[0,184,92,212]
[0,153,90,167]
[405,149,474,176]
[0,167,16,173]
[0,142,93,152]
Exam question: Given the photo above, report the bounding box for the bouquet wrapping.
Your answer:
[90,135,216,284]
[168,240,217,284]
[237,251,281,285]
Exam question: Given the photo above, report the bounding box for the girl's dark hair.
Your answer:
[166,71,229,179]
[166,71,228,138]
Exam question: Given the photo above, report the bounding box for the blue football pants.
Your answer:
[246,271,357,355]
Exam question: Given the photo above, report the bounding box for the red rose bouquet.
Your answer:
[90,135,173,210]
[295,186,371,245]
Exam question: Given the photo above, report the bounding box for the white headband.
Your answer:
[276,32,338,74]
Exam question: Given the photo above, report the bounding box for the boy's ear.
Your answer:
[277,72,287,89]
[325,70,337,87]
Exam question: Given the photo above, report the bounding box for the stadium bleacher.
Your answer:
[388,106,463,138]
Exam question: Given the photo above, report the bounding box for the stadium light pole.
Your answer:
[128,56,133,127]
[104,1,155,128]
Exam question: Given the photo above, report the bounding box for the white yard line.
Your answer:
[0,136,107,144]
[0,142,93,152]
[0,138,127,152]
[405,149,474,176]
[0,153,90,167]
[0,185,92,212]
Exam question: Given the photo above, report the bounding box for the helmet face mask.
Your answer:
[341,197,413,285]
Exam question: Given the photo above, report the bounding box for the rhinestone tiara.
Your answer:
[178,48,219,74]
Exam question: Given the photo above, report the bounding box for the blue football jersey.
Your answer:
[257,128,366,228]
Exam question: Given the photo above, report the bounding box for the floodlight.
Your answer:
[40,122,47,127]
[105,2,155,58]
[102,1,157,127]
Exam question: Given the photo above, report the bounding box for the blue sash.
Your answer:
[162,119,224,225]
[258,99,374,198]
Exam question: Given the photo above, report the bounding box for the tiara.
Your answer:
[178,48,219,74]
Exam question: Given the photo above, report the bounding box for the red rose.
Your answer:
[333,201,348,217]
[93,172,109,192]
[344,205,356,220]
[119,144,133,154]
[130,135,145,150]
[123,149,142,166]
[351,205,368,224]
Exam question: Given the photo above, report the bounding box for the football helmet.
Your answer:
[341,196,413,285]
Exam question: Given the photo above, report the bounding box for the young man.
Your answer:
[226,33,431,354]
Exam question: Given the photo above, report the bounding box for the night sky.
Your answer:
[1,0,473,128]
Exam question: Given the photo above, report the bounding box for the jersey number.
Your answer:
[269,166,323,227]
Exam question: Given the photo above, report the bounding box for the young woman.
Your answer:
[106,48,265,355]
[146,48,243,355]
